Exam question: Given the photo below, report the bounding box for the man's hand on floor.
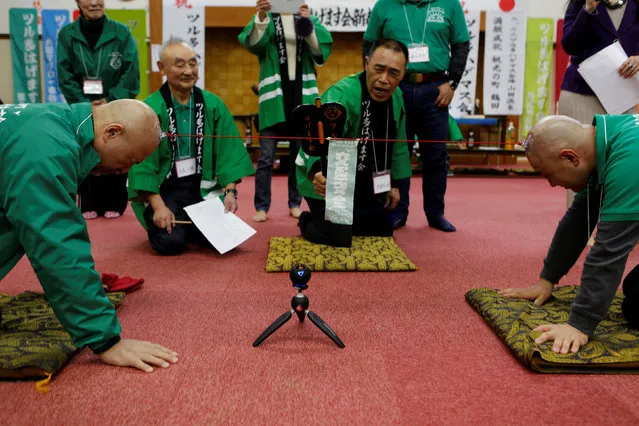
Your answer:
[98,339,178,373]
[533,323,589,354]
[498,279,553,306]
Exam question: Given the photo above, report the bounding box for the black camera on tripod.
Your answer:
[290,264,311,290]
[252,264,344,348]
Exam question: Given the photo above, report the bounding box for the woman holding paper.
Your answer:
[560,0,638,206]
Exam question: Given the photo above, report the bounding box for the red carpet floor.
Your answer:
[2,176,639,425]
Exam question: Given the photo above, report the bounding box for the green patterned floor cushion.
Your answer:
[0,291,125,380]
[266,236,417,272]
[466,286,639,374]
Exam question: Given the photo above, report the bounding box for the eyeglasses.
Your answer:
[520,134,534,150]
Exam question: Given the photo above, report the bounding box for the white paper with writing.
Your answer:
[184,198,256,255]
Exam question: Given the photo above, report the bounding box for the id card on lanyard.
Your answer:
[373,170,391,194]
[372,107,391,195]
[404,4,431,64]
[408,44,430,64]
[176,158,196,178]
[81,46,103,95]
[83,78,104,95]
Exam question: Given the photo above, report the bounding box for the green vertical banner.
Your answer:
[10,8,41,104]
[106,9,148,100]
[520,18,554,140]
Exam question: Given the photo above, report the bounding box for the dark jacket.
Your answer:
[561,0,638,95]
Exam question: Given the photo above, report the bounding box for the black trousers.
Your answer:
[143,177,211,255]
[78,174,129,216]
[299,197,393,248]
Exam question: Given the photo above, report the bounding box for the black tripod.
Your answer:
[252,264,345,348]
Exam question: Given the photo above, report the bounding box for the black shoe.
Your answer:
[427,216,456,232]
[391,215,407,230]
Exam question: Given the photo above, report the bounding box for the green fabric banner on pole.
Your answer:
[106,9,148,100]
[520,18,554,140]
[10,8,41,104]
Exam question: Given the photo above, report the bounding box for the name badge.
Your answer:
[408,45,430,64]
[83,78,104,95]
[372,170,391,195]
[176,158,196,178]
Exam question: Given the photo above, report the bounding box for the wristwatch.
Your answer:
[448,80,458,90]
[224,188,238,198]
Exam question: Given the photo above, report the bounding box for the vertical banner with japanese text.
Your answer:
[308,2,373,32]
[519,18,554,139]
[555,19,570,114]
[41,9,69,103]
[106,9,149,100]
[10,8,41,104]
[483,11,527,115]
[162,0,205,89]
[449,10,480,118]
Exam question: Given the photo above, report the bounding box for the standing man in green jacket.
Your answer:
[0,99,178,372]
[58,0,140,221]
[128,39,255,256]
[364,0,470,232]
[295,39,412,247]
[239,1,333,223]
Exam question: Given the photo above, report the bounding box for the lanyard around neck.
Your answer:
[80,46,103,79]
[403,2,431,45]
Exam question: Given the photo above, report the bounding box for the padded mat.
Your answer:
[0,291,125,380]
[466,286,639,374]
[266,236,417,272]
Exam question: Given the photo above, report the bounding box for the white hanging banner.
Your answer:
[307,1,374,32]
[460,0,528,12]
[483,11,527,115]
[449,9,480,118]
[162,0,205,88]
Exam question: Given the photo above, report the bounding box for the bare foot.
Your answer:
[289,207,301,218]
[252,211,267,222]
[83,211,98,220]
[104,211,121,219]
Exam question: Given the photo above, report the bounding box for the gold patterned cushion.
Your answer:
[466,286,639,373]
[0,291,125,380]
[266,236,417,272]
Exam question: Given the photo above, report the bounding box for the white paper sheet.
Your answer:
[578,42,639,115]
[183,198,256,255]
[271,0,303,14]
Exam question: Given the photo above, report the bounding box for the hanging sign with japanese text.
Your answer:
[41,9,69,103]
[519,18,554,138]
[449,10,480,118]
[482,11,527,115]
[10,8,41,104]
[162,0,205,88]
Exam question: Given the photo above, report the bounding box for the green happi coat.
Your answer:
[57,15,140,103]
[127,89,255,228]
[0,103,120,353]
[296,73,413,200]
[238,14,333,131]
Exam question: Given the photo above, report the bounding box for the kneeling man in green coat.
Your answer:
[0,99,178,372]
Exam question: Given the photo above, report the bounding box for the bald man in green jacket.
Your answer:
[0,99,177,373]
